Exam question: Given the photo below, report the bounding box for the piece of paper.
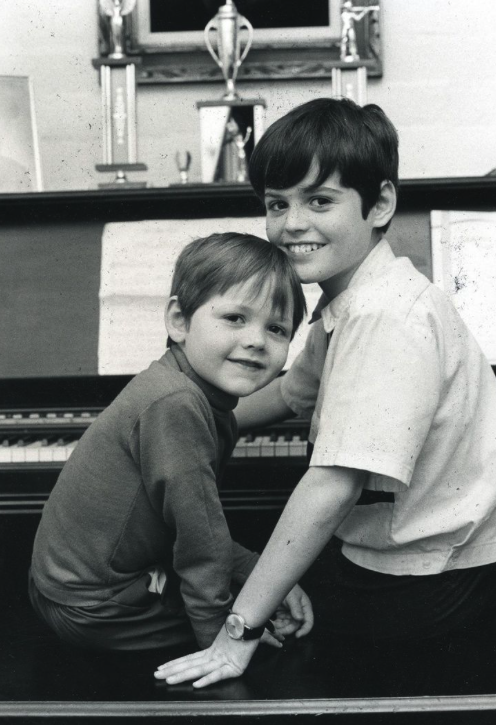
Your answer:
[431,210,496,364]
[98,218,320,375]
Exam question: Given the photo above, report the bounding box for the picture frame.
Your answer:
[431,210,496,365]
[99,0,382,85]
[0,75,43,193]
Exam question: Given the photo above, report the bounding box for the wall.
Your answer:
[1,0,496,191]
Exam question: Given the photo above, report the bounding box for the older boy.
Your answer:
[29,232,310,651]
[157,98,496,687]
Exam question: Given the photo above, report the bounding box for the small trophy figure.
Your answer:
[99,0,136,59]
[340,1,379,62]
[226,120,252,182]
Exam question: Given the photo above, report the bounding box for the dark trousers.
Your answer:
[305,442,496,641]
[28,569,195,652]
[313,541,496,642]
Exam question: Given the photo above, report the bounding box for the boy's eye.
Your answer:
[224,314,244,324]
[310,196,332,208]
[265,199,287,213]
[268,324,289,337]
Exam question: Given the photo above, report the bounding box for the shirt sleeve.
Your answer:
[133,390,234,648]
[281,321,327,420]
[311,303,441,486]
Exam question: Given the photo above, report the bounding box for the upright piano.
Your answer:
[2,179,496,722]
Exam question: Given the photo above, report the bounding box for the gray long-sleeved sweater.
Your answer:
[31,344,259,648]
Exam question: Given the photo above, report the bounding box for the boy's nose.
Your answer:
[242,325,266,350]
[283,205,309,234]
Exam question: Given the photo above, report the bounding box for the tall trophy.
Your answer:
[332,1,380,106]
[197,0,266,183]
[93,0,147,188]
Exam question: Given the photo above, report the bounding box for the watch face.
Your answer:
[226,613,245,640]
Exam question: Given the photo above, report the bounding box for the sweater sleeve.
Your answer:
[231,541,259,585]
[131,389,234,648]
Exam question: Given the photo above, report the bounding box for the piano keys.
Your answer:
[0,410,308,466]
[0,383,309,516]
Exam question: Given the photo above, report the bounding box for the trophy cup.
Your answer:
[197,0,266,183]
[93,0,147,188]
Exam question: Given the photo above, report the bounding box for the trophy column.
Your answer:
[92,57,147,188]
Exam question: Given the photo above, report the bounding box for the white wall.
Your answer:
[1,0,495,190]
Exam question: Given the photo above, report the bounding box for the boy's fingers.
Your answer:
[287,596,304,621]
[275,621,299,636]
[163,660,217,685]
[193,664,238,689]
[156,648,207,672]
[295,600,314,637]
[261,629,284,648]
[155,652,213,679]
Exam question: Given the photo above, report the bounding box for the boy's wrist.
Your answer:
[225,611,274,641]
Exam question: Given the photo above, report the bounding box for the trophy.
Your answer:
[197,0,266,183]
[175,151,192,185]
[340,1,380,63]
[331,1,380,106]
[93,0,147,188]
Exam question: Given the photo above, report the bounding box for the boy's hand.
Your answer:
[273,584,314,638]
[155,626,260,688]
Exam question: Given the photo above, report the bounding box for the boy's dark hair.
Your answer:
[169,232,306,341]
[249,97,399,232]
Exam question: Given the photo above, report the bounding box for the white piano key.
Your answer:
[275,435,290,457]
[65,440,78,459]
[289,437,307,457]
[24,440,45,463]
[11,446,27,463]
[245,436,263,458]
[38,447,54,462]
[260,435,275,457]
[232,438,246,457]
[0,444,13,463]
[52,447,69,462]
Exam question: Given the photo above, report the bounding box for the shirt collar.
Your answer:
[162,343,239,413]
[310,239,396,334]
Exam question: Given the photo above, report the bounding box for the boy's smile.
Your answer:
[168,277,293,398]
[264,164,394,300]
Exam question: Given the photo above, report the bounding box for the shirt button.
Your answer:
[422,560,431,570]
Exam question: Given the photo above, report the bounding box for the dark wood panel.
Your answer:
[0,223,103,377]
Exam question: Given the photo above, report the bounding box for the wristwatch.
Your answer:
[225,611,274,641]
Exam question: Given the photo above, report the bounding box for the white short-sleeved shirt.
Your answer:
[282,240,496,575]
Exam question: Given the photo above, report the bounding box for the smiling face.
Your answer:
[166,276,293,397]
[264,163,395,300]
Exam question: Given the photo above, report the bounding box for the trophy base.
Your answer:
[96,164,148,189]
[197,99,265,184]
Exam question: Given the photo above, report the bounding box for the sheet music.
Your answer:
[98,218,320,375]
[431,210,496,364]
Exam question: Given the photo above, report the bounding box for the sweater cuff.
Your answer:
[192,611,230,649]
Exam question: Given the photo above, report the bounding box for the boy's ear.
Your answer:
[165,296,188,344]
[372,180,396,229]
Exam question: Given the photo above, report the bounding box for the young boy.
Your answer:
[29,232,310,652]
[156,98,496,687]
